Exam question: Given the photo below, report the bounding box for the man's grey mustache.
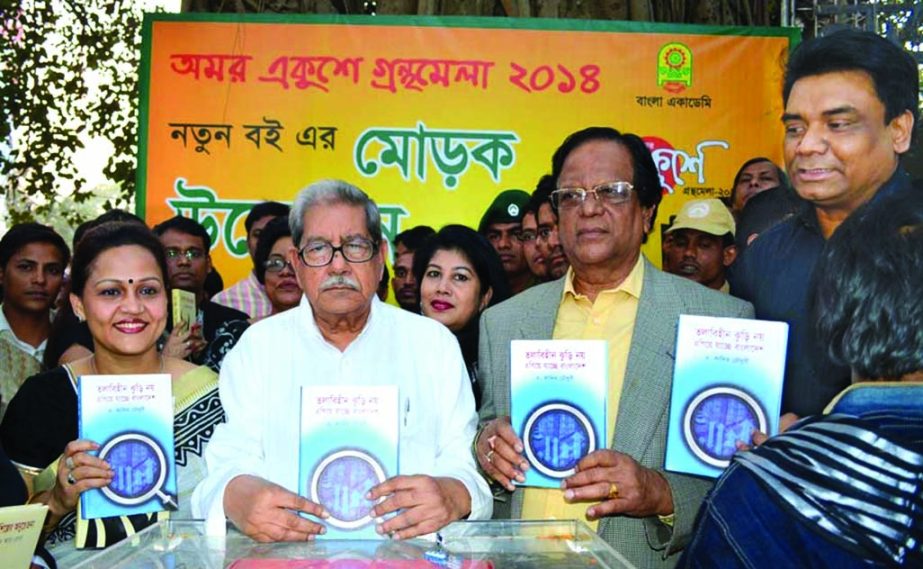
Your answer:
[319,275,360,291]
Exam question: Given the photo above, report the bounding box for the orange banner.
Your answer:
[139,15,796,283]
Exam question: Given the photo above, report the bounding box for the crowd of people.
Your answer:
[0,28,920,568]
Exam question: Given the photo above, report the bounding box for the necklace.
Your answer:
[90,354,166,375]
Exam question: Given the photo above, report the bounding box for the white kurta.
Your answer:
[192,296,492,534]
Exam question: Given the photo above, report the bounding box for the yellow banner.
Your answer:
[139,15,795,284]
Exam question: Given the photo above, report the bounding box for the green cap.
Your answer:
[478,189,531,233]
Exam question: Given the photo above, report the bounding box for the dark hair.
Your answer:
[412,225,512,379]
[0,222,70,270]
[246,201,290,234]
[70,222,169,298]
[152,215,211,250]
[204,268,224,299]
[253,217,292,285]
[550,126,662,222]
[783,29,919,147]
[412,225,512,309]
[729,157,789,208]
[393,225,435,252]
[73,209,146,250]
[377,264,390,302]
[813,190,923,380]
[526,174,556,217]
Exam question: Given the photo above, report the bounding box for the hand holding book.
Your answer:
[368,475,471,540]
[32,440,112,534]
[225,475,330,542]
[162,324,205,359]
[560,449,674,520]
[474,417,528,492]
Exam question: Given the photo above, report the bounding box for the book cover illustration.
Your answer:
[300,385,399,540]
[510,340,608,488]
[77,373,177,520]
[0,504,48,569]
[666,315,789,478]
[171,288,197,334]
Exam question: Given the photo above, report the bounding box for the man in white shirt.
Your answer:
[193,180,491,541]
[0,223,69,419]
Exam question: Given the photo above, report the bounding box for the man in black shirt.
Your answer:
[153,216,248,370]
[729,29,918,416]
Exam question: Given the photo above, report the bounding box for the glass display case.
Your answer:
[73,519,637,568]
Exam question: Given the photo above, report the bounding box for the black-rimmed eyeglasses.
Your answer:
[297,238,378,267]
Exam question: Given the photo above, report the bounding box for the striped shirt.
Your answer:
[210,271,272,320]
[735,412,923,565]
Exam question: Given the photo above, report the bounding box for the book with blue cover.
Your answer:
[299,385,399,540]
[666,315,789,478]
[510,340,608,488]
[77,373,177,520]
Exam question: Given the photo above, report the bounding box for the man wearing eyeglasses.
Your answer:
[531,174,570,280]
[153,216,249,369]
[193,179,491,542]
[517,206,548,282]
[474,127,753,567]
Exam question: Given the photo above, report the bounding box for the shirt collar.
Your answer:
[0,304,48,356]
[561,254,645,302]
[0,305,13,335]
[797,167,913,232]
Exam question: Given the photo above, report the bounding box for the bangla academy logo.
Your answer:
[658,42,692,94]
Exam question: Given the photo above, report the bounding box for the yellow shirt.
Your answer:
[520,256,644,529]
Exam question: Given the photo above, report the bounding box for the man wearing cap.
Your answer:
[662,199,737,293]
[478,189,534,295]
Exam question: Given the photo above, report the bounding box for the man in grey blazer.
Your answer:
[475,127,753,568]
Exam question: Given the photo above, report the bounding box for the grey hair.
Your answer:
[289,179,382,247]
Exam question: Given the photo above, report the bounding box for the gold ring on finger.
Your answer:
[607,482,619,499]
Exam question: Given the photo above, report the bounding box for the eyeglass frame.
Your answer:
[550,181,635,210]
[296,236,380,267]
[518,226,556,243]
[164,247,207,262]
[263,255,295,274]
